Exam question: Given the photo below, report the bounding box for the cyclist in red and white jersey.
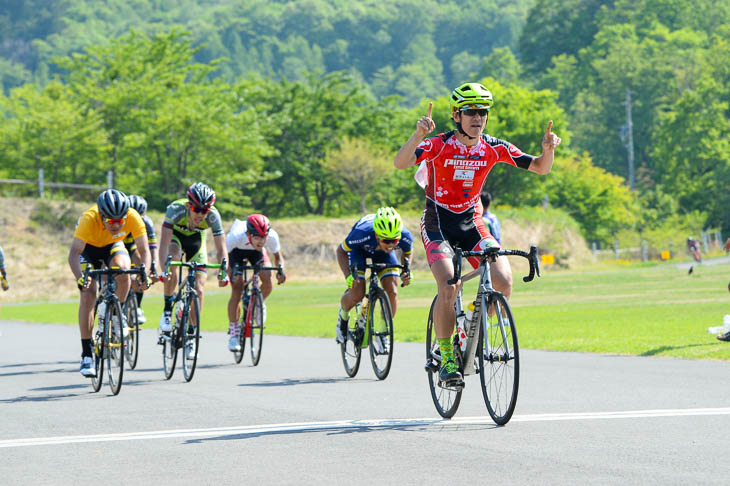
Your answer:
[394,82,561,385]
[225,214,286,352]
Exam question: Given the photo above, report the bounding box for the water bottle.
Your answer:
[177,304,183,321]
[97,301,106,320]
[708,314,730,334]
[456,303,475,352]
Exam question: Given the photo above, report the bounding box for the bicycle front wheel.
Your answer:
[91,305,104,392]
[249,291,264,366]
[124,292,140,370]
[106,299,125,395]
[162,300,182,380]
[426,295,462,419]
[341,314,363,378]
[478,292,519,425]
[182,292,201,382]
[368,289,394,380]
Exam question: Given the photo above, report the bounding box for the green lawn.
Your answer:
[3,261,730,360]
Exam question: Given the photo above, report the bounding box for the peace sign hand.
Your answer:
[416,102,436,138]
[542,120,562,151]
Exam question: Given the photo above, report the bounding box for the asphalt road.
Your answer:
[2,320,730,485]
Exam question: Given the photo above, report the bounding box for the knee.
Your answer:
[438,283,458,302]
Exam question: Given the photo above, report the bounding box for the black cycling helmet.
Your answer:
[187,182,216,208]
[97,189,129,219]
[127,195,148,215]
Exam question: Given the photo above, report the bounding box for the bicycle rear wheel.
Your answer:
[368,289,394,380]
[233,295,247,364]
[182,292,201,382]
[478,292,519,425]
[91,305,104,392]
[249,291,265,366]
[341,312,363,377]
[162,299,182,380]
[426,295,462,418]
[124,292,140,370]
[106,299,125,395]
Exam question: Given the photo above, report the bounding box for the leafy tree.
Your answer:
[0,81,110,190]
[518,0,611,76]
[545,154,638,242]
[322,137,394,213]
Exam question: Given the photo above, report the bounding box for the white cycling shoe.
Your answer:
[228,335,241,352]
[160,311,172,332]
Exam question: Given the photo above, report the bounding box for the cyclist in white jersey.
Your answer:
[225,214,286,352]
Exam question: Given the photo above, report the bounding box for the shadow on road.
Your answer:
[184,422,496,444]
[640,342,719,356]
[237,377,364,388]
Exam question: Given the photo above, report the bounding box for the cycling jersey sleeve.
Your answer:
[225,219,247,250]
[342,228,365,253]
[414,133,448,165]
[206,208,225,236]
[265,228,281,254]
[143,215,157,247]
[162,202,186,229]
[398,227,414,255]
[126,210,147,240]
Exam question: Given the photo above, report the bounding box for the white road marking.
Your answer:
[3,407,730,448]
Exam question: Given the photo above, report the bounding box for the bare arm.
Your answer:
[157,226,173,265]
[68,238,86,282]
[336,244,351,278]
[528,120,562,175]
[134,234,152,281]
[394,102,435,170]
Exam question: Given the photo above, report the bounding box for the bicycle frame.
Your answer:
[448,246,539,376]
[349,260,409,346]
[163,255,227,330]
[233,263,282,327]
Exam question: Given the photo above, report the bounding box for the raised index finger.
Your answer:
[546,120,553,135]
[427,102,433,119]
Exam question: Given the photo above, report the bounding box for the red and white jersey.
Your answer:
[413,131,535,213]
[226,219,281,254]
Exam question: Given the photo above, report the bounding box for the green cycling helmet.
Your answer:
[450,82,494,112]
[373,207,402,240]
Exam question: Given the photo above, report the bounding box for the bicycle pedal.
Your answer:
[439,378,465,390]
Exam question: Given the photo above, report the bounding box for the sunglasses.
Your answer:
[191,205,210,214]
[103,216,126,225]
[381,238,400,245]
[460,108,489,117]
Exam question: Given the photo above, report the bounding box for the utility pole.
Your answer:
[623,88,635,191]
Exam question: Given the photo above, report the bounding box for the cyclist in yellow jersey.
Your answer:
[68,189,151,377]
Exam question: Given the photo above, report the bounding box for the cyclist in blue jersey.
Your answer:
[335,207,413,344]
[0,246,9,291]
[480,191,501,244]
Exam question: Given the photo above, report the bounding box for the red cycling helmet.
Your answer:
[246,214,271,237]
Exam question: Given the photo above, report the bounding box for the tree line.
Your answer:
[1,0,728,243]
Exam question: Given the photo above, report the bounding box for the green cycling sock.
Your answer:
[437,337,454,363]
[339,307,349,321]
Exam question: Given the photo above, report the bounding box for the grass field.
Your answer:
[2,260,730,360]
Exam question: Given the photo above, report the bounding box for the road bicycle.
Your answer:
[424,246,539,424]
[341,260,409,380]
[83,264,147,395]
[231,262,284,366]
[159,255,226,382]
[122,261,157,370]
